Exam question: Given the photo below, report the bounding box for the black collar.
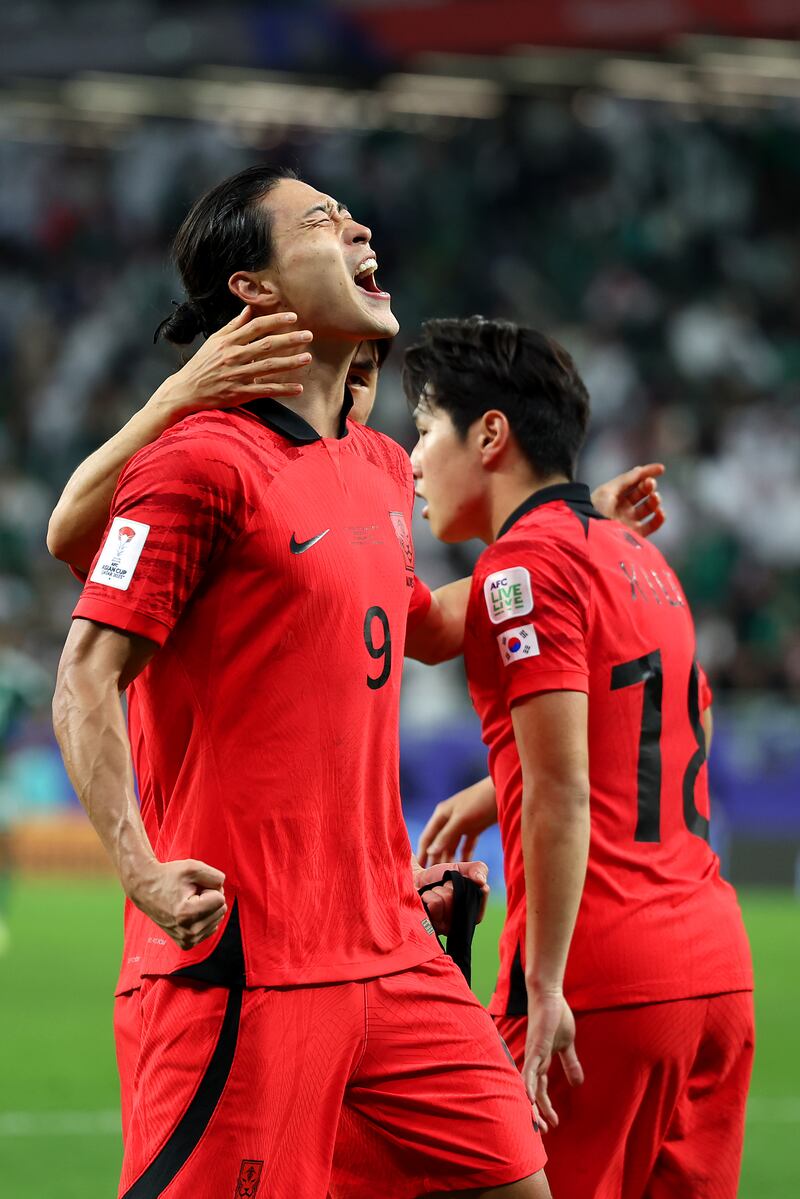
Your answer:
[497,482,605,540]
[242,392,352,443]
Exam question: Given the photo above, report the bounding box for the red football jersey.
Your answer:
[74,399,440,987]
[464,483,753,1014]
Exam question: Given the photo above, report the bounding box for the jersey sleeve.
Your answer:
[407,574,432,631]
[73,430,246,646]
[474,536,591,706]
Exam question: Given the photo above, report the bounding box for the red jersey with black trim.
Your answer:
[74,398,441,988]
[464,483,753,1014]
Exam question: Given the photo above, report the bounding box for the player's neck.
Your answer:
[276,341,355,439]
[488,471,570,542]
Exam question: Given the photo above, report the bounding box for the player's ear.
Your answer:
[228,271,284,314]
[478,411,509,466]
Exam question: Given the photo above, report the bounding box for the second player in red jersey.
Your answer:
[467,487,752,1018]
[409,317,754,1199]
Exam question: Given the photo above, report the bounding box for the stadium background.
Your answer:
[0,2,798,1195]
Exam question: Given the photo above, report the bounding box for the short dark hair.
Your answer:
[403,316,590,480]
[155,164,298,345]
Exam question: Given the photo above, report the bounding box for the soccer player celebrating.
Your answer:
[407,317,754,1199]
[52,167,552,1199]
[47,287,662,1157]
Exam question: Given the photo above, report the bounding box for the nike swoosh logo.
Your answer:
[290,529,330,555]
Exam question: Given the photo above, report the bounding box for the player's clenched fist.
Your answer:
[413,859,490,934]
[127,859,227,950]
[147,305,313,427]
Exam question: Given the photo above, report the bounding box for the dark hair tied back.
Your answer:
[153,299,206,346]
[153,163,298,348]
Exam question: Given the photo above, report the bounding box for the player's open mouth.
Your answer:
[353,256,391,301]
[414,490,429,519]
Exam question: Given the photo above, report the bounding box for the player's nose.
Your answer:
[345,216,372,245]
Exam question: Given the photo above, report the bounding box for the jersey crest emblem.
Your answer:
[389,511,414,574]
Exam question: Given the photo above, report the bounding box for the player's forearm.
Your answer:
[52,656,157,894]
[404,577,470,664]
[521,781,590,996]
[46,383,184,571]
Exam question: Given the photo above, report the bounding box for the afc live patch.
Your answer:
[90,516,150,592]
[234,1159,264,1197]
[484,566,533,624]
[497,623,540,666]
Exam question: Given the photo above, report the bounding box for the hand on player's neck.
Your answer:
[276,338,356,440]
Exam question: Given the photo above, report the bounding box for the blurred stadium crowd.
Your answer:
[1,96,799,717]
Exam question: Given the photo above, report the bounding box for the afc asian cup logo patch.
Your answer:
[389,510,415,573]
[234,1159,264,1198]
[497,623,540,666]
[90,516,150,592]
[484,566,533,624]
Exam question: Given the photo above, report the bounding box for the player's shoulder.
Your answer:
[596,518,692,608]
[346,419,407,460]
[599,515,673,572]
[480,503,590,576]
[119,410,263,496]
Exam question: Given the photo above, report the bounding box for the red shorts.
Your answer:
[118,955,545,1198]
[496,991,754,1199]
[114,987,143,1145]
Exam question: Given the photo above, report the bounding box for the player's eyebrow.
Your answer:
[302,199,351,219]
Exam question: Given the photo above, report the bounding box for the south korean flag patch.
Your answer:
[90,516,150,591]
[497,623,540,666]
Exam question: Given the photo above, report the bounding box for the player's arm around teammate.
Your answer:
[406,462,665,666]
[416,461,668,863]
[46,306,313,572]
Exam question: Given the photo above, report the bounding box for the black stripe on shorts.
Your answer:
[122,984,243,1198]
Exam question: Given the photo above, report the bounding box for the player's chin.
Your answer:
[427,509,459,544]
[364,313,399,339]
[353,296,399,337]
